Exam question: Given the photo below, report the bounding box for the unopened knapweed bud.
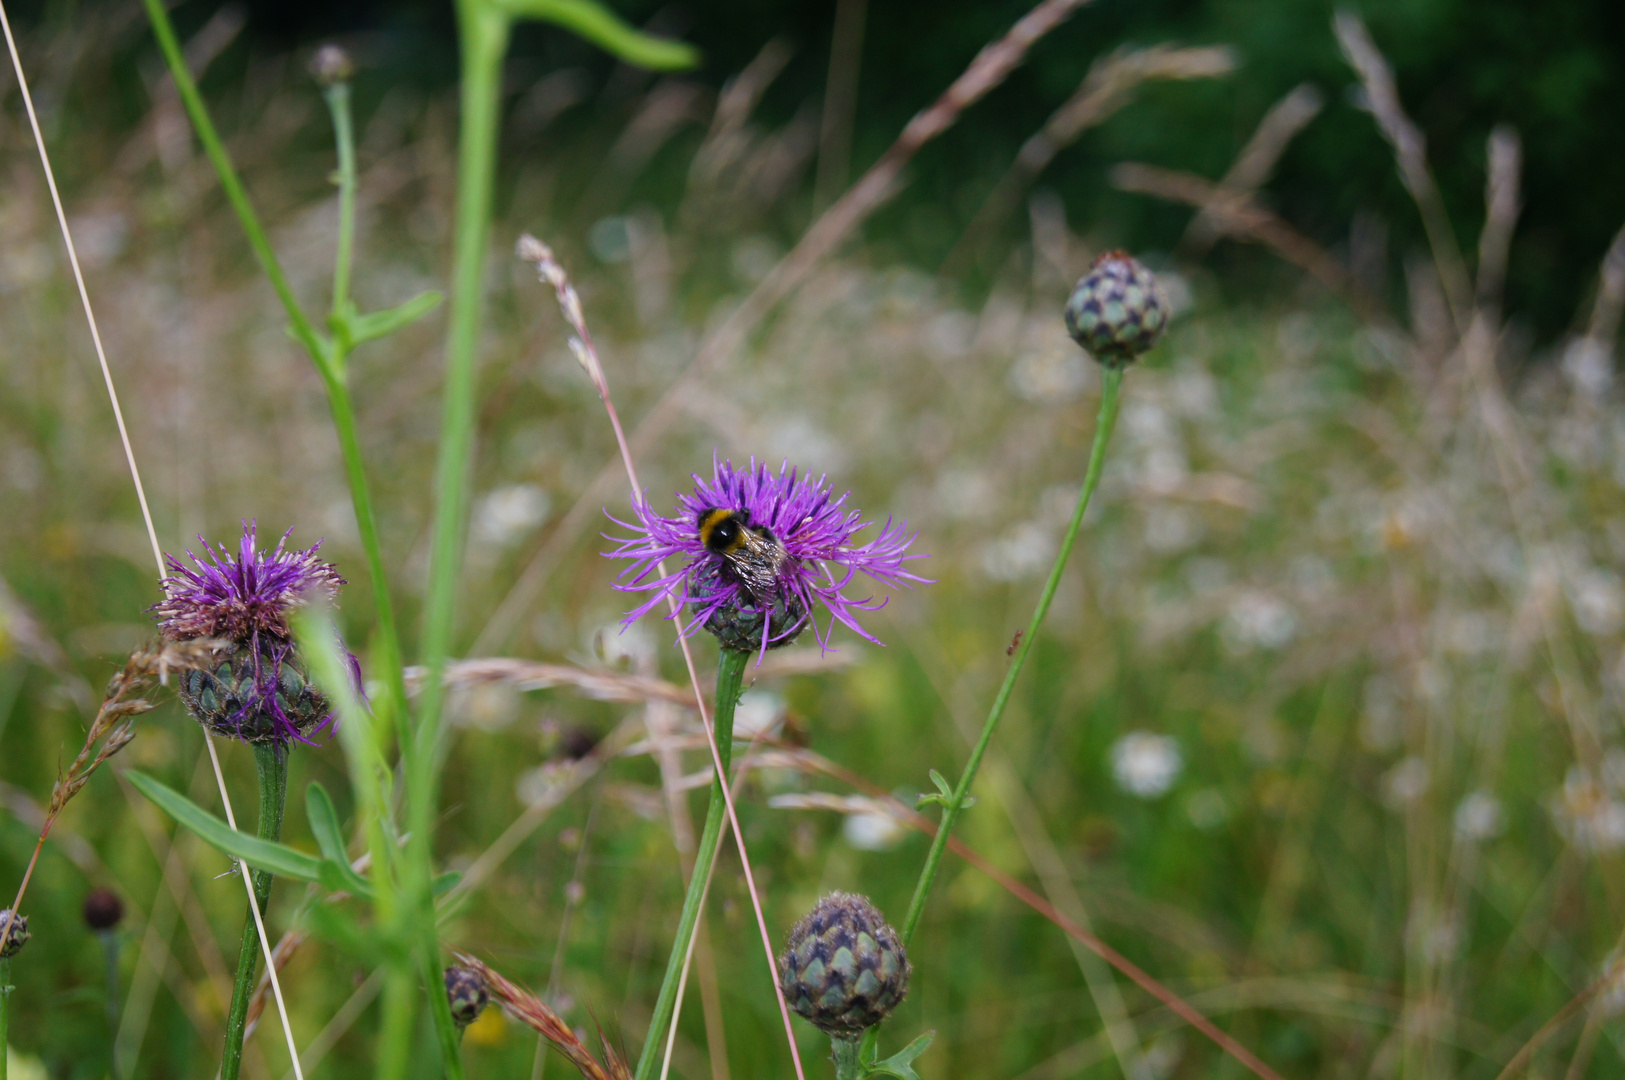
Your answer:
[309,45,354,87]
[445,964,489,1030]
[1065,250,1169,367]
[778,892,910,1036]
[83,888,125,932]
[0,909,29,958]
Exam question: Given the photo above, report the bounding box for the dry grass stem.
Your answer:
[1334,10,1472,331]
[0,639,223,956]
[949,43,1236,273]
[1181,82,1323,258]
[1475,126,1521,316]
[1112,161,1387,322]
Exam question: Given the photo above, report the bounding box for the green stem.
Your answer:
[376,967,417,1080]
[832,1035,863,1080]
[408,4,510,1074]
[139,0,410,725]
[323,80,358,325]
[864,367,1125,1059]
[220,744,290,1080]
[139,0,324,362]
[1,955,11,1080]
[633,648,748,1080]
[100,932,122,1080]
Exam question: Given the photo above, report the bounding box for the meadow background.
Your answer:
[2,0,1625,1077]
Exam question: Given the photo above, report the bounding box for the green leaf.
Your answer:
[863,1031,935,1080]
[127,771,324,883]
[305,783,375,898]
[432,871,463,896]
[341,290,444,348]
[929,769,952,797]
[495,0,698,70]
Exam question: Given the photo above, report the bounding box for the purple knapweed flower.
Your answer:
[606,458,930,656]
[150,522,355,746]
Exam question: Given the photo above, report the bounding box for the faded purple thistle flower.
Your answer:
[150,523,355,745]
[606,458,929,655]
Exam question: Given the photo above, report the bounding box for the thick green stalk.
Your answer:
[414,0,508,759]
[633,648,749,1080]
[1,955,11,1080]
[220,744,290,1080]
[139,0,410,724]
[831,1036,862,1080]
[408,4,511,1073]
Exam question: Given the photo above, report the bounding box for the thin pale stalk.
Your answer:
[633,648,747,1080]
[220,744,290,1080]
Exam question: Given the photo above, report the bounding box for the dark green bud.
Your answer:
[177,640,332,745]
[0,910,29,958]
[1065,250,1169,367]
[779,892,910,1036]
[444,965,489,1030]
[701,571,808,654]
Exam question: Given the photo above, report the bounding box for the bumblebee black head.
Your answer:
[698,507,749,553]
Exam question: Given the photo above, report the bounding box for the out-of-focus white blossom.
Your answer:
[843,810,907,851]
[1454,791,1504,841]
[1551,769,1625,853]
[1221,591,1296,653]
[1382,756,1429,809]
[474,484,551,546]
[1111,732,1183,799]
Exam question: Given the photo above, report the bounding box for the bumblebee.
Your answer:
[697,507,789,600]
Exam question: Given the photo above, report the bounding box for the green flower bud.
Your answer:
[178,642,333,745]
[444,965,489,1030]
[0,910,29,959]
[1065,250,1169,367]
[778,892,910,1037]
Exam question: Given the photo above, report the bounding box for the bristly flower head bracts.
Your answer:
[606,458,930,656]
[150,522,355,746]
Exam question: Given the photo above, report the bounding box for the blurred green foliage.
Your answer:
[16,0,1618,334]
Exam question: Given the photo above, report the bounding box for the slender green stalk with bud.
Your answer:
[873,252,1170,1062]
[0,909,30,1080]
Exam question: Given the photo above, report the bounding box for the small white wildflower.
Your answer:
[1144,505,1202,554]
[1382,756,1429,809]
[1221,591,1296,654]
[1572,568,1625,636]
[1552,769,1625,853]
[1009,342,1090,402]
[733,691,786,740]
[474,484,551,546]
[593,621,654,668]
[1454,791,1504,841]
[843,810,907,852]
[1111,732,1183,799]
[981,522,1054,582]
